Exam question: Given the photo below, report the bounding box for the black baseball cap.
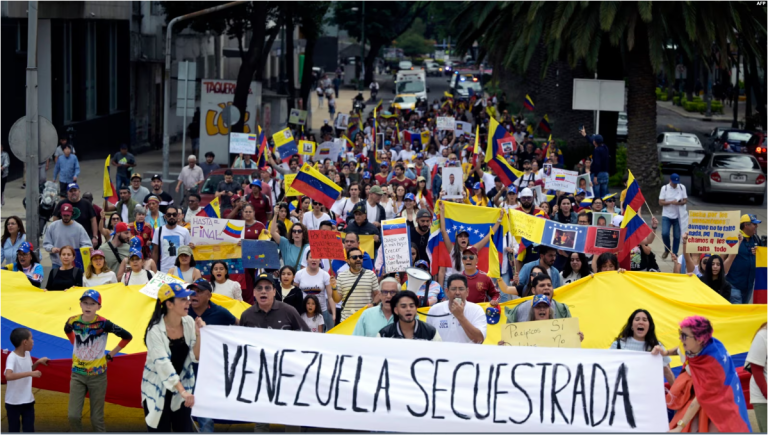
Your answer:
[151,174,162,181]
[188,278,213,292]
[254,273,277,289]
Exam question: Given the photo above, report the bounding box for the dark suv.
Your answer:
[746,131,767,171]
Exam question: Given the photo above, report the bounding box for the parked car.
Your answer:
[745,131,767,171]
[199,169,255,208]
[713,129,753,153]
[422,60,441,76]
[657,132,706,172]
[397,60,413,71]
[691,152,766,203]
[707,126,729,151]
[616,112,628,140]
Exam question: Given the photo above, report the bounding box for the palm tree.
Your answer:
[456,1,766,206]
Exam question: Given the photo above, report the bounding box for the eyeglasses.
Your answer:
[381,290,398,296]
[349,255,364,260]
[462,255,476,260]
[254,286,273,293]
[166,213,177,217]
[679,331,691,341]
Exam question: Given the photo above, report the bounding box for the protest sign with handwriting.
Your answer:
[501,318,581,349]
[308,230,347,261]
[381,218,411,274]
[193,326,668,432]
[437,116,455,130]
[139,272,187,299]
[190,216,245,245]
[685,210,740,254]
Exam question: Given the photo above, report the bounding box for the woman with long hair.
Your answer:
[2,216,26,266]
[593,252,626,273]
[610,309,675,384]
[560,252,591,285]
[747,322,767,433]
[699,254,737,301]
[393,185,407,216]
[11,242,44,287]
[99,212,123,241]
[554,196,577,224]
[518,267,547,297]
[415,176,434,210]
[398,193,418,223]
[271,214,309,272]
[278,265,302,310]
[438,201,502,286]
[83,250,118,286]
[209,261,242,301]
[655,316,753,432]
[167,246,202,284]
[45,245,83,290]
[269,202,292,236]
[142,283,202,431]
[379,184,396,219]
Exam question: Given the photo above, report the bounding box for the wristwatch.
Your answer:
[677,420,685,428]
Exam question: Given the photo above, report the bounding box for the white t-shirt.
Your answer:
[294,268,331,313]
[302,212,332,231]
[120,202,130,223]
[659,183,687,219]
[481,173,496,194]
[399,150,416,162]
[151,225,191,273]
[365,200,380,223]
[300,248,331,272]
[301,313,325,333]
[747,328,767,404]
[425,300,487,344]
[212,279,243,301]
[331,198,359,222]
[83,271,118,287]
[123,268,155,285]
[4,351,35,405]
[559,271,583,285]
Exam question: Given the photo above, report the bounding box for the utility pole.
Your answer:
[25,0,40,253]
[359,1,365,91]
[162,1,247,181]
[732,38,740,128]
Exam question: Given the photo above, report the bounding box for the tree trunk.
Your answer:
[285,5,296,114]
[746,52,767,130]
[363,39,384,88]
[299,34,318,113]
[626,21,662,212]
[597,42,624,175]
[231,1,267,164]
[257,21,282,82]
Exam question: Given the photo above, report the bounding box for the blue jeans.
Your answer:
[595,172,610,199]
[661,216,681,255]
[322,310,334,332]
[116,174,130,193]
[196,417,214,432]
[730,287,743,304]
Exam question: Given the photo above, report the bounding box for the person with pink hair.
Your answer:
[653,316,752,432]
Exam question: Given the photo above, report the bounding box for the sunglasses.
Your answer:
[254,286,273,293]
[166,213,177,217]
[291,229,304,234]
[462,255,476,260]
[349,255,364,260]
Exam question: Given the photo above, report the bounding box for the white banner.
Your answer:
[193,326,668,433]
[229,132,257,155]
[437,116,455,131]
[545,168,578,192]
[138,272,187,299]
[454,121,472,135]
[381,218,411,274]
[314,140,343,162]
[190,216,245,246]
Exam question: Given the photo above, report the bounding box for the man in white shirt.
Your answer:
[151,206,192,273]
[426,273,487,344]
[658,173,687,259]
[175,155,204,208]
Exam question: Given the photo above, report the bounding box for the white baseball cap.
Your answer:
[520,188,534,198]
[612,215,624,227]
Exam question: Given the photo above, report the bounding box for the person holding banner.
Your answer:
[45,246,84,291]
[377,290,441,341]
[699,254,736,301]
[726,214,762,304]
[609,309,675,385]
[9,242,44,288]
[142,283,202,432]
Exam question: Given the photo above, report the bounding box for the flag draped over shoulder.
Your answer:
[427,201,507,278]
[485,118,523,186]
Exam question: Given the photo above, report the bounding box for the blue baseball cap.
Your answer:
[404,193,416,202]
[473,182,483,190]
[741,214,762,224]
[414,260,430,271]
[17,241,32,254]
[506,185,518,194]
[250,179,263,189]
[158,282,195,303]
[380,161,389,168]
[532,294,551,307]
[130,236,143,250]
[363,171,371,179]
[576,188,587,196]
[129,248,143,260]
[416,153,424,159]
[385,140,392,146]
[80,289,102,305]
[592,134,604,144]
[67,183,79,191]
[670,173,680,183]
[485,307,500,325]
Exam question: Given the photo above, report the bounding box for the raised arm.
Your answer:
[438,201,454,254]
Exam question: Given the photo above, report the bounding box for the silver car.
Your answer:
[691,152,766,203]
[616,112,628,140]
[657,132,706,172]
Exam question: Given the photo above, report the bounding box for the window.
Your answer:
[62,22,73,123]
[109,23,118,112]
[85,22,97,119]
[712,155,760,170]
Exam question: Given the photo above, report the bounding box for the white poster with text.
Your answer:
[190,216,245,246]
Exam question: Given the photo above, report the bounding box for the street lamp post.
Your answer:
[359,2,365,91]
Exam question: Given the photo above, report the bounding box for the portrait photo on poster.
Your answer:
[594,227,621,250]
[593,212,614,227]
[543,163,552,179]
[576,173,594,197]
[551,228,578,250]
[441,167,464,199]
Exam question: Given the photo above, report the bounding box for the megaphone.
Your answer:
[405,267,431,292]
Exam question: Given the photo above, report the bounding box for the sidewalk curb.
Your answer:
[656,101,729,123]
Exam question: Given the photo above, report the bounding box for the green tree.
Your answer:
[395,18,434,57]
[455,1,766,207]
[333,1,428,86]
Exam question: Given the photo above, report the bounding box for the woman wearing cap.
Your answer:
[438,202,503,287]
[398,193,418,223]
[119,248,155,285]
[46,245,83,291]
[83,250,118,286]
[609,309,675,385]
[145,196,165,230]
[1,216,26,267]
[11,242,44,287]
[497,294,556,345]
[142,283,204,431]
[166,246,202,284]
[99,211,123,241]
[470,182,490,207]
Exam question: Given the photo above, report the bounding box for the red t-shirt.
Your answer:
[390,176,416,192]
[247,193,273,226]
[463,270,500,303]
[241,221,267,305]
[375,173,389,185]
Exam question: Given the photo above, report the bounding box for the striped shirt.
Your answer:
[337,268,379,321]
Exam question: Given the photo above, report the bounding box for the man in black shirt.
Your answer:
[346,203,381,254]
[410,209,432,263]
[215,169,239,214]
[52,183,99,246]
[143,174,174,214]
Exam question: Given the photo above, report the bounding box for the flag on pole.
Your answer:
[102,156,118,205]
[539,114,551,134]
[523,94,535,111]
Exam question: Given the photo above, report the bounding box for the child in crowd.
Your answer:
[301,295,325,333]
[65,290,133,432]
[4,328,49,433]
[209,260,243,301]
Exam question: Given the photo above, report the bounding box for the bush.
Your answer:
[609,145,628,188]
[692,96,702,102]
[712,101,723,113]
[683,101,696,112]
[695,102,708,113]
[660,94,668,102]
[673,96,681,106]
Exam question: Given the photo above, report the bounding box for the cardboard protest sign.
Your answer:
[241,240,280,269]
[229,132,257,155]
[381,218,411,274]
[314,140,342,161]
[190,216,245,246]
[193,325,669,432]
[436,116,455,130]
[685,210,740,254]
[273,127,298,161]
[139,272,187,299]
[454,121,472,135]
[288,109,307,126]
[500,317,581,349]
[298,140,316,156]
[545,168,578,192]
[283,174,302,197]
[308,230,346,261]
[335,113,349,130]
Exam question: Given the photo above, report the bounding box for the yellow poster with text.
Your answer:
[685,210,740,255]
[501,317,582,348]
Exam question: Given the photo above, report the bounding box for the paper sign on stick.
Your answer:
[500,317,582,348]
[283,174,302,197]
[229,132,257,154]
[685,210,740,255]
[308,230,347,261]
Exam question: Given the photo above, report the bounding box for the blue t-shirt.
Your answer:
[188,301,237,326]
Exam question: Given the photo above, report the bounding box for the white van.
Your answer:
[395,70,427,101]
